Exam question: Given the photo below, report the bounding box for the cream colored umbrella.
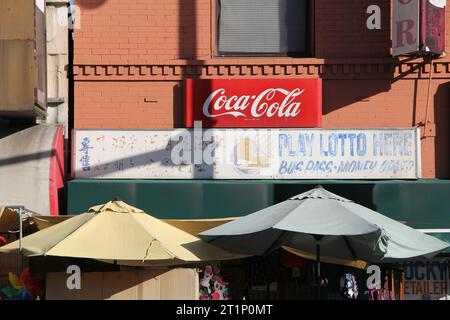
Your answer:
[0,200,243,266]
[27,214,370,269]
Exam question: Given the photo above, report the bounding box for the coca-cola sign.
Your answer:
[184,79,322,127]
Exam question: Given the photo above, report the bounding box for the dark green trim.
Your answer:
[68,179,450,227]
[68,179,450,252]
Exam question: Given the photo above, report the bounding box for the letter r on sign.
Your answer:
[395,20,417,47]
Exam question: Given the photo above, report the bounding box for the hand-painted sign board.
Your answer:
[73,128,421,180]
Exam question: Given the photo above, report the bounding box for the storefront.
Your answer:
[67,76,450,300]
[66,0,450,300]
[67,128,450,300]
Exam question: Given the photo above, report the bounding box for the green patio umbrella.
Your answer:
[199,187,449,298]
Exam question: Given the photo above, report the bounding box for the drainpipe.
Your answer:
[420,58,436,139]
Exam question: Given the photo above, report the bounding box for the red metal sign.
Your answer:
[392,0,446,56]
[184,78,322,128]
[420,0,446,55]
[392,0,420,56]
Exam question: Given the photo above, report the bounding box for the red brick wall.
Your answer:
[73,0,450,178]
[323,78,450,178]
[74,81,182,128]
[316,0,450,57]
[315,0,391,58]
[74,0,211,64]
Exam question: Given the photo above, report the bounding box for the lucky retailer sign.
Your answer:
[399,259,450,300]
[73,128,421,179]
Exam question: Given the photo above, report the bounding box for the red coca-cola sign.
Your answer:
[184,78,322,128]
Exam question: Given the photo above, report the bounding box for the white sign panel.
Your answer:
[36,0,45,13]
[429,0,446,9]
[392,0,420,56]
[73,128,421,179]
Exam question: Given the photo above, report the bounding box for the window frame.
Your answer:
[212,0,315,58]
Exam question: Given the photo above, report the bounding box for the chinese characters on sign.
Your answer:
[79,137,92,172]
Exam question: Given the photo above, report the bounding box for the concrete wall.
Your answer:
[0,0,45,117]
[45,0,70,137]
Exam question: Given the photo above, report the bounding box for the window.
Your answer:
[216,0,310,56]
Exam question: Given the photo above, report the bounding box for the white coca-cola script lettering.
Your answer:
[202,88,305,118]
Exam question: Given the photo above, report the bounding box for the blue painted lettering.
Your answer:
[357,134,367,156]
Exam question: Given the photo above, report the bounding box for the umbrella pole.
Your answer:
[314,235,323,300]
[7,205,25,273]
[19,206,23,272]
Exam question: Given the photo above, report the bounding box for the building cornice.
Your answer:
[73,58,450,81]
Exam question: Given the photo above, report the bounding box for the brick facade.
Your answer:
[73,0,450,178]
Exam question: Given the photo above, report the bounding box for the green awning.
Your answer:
[67,179,450,255]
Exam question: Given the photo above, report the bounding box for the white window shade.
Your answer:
[217,0,308,55]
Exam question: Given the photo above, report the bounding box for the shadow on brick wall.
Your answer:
[319,0,394,115]
[179,0,198,60]
[315,0,392,59]
[178,0,217,178]
[173,84,183,127]
[322,79,393,116]
[77,0,108,9]
[433,81,450,178]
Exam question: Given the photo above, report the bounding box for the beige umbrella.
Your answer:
[30,214,236,235]
[27,214,370,268]
[0,200,243,266]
